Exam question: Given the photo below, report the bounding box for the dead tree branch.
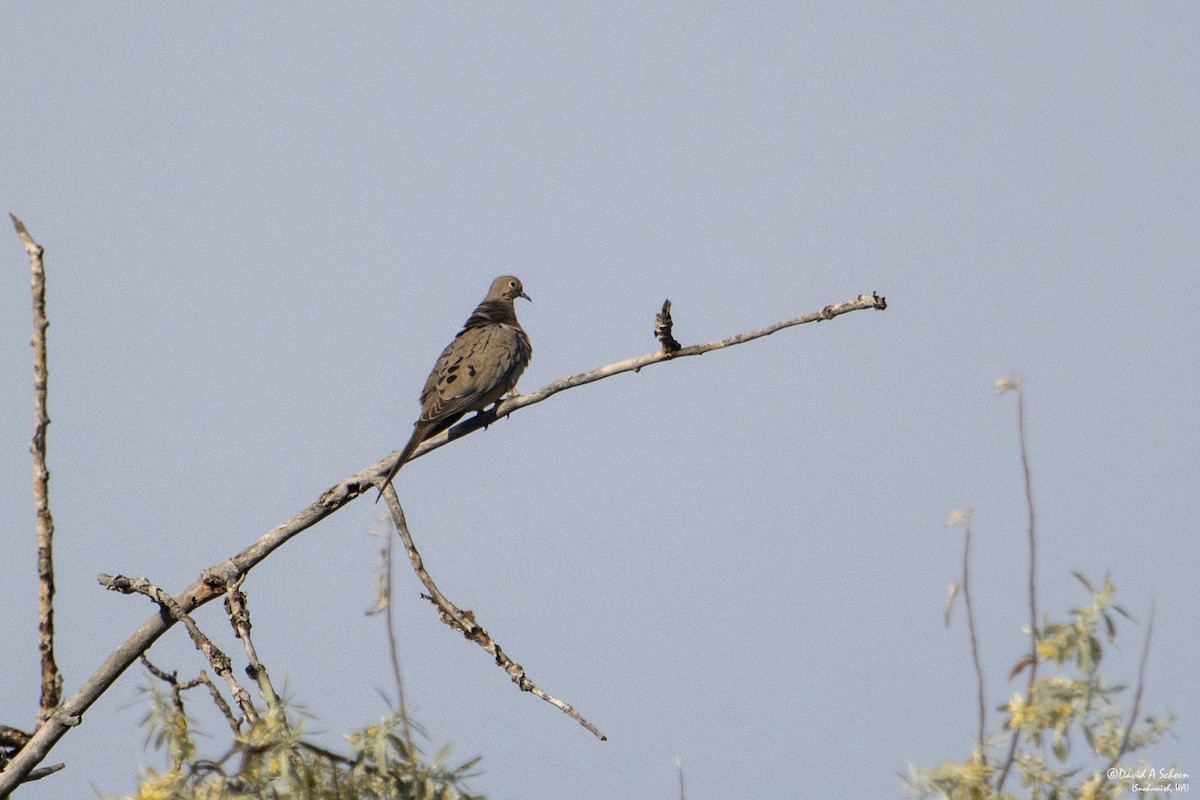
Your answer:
[140,656,241,736]
[99,574,259,726]
[10,215,62,728]
[373,291,888,482]
[225,580,281,715]
[379,485,607,740]
[0,290,886,790]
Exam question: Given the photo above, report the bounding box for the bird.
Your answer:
[376,275,532,501]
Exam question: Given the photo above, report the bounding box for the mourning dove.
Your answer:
[376,275,532,500]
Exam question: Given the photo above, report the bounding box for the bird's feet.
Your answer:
[477,404,502,430]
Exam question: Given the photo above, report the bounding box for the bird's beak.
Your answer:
[519,290,531,302]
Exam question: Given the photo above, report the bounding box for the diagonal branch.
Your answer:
[380,485,606,740]
[380,292,887,481]
[0,290,886,790]
[10,215,63,728]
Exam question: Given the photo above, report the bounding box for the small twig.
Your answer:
[676,756,686,800]
[957,511,987,752]
[1099,600,1155,790]
[381,485,607,741]
[143,658,187,733]
[655,299,682,354]
[198,671,241,735]
[297,740,358,767]
[18,763,64,784]
[11,215,63,727]
[225,580,280,715]
[100,574,259,726]
[139,655,241,736]
[994,376,1038,792]
[139,655,177,685]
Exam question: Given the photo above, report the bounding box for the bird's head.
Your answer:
[488,275,531,303]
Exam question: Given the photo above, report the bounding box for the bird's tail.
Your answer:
[375,425,427,503]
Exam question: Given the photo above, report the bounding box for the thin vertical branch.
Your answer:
[366,522,415,752]
[11,214,62,727]
[225,579,281,715]
[1016,382,1039,675]
[381,530,415,751]
[958,511,987,752]
[995,375,1038,792]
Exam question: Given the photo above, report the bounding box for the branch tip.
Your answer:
[654,298,682,354]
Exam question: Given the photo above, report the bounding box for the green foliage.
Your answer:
[905,576,1173,800]
[112,697,484,800]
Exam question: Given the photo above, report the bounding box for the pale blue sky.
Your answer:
[2,4,1197,798]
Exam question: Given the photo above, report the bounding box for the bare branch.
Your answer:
[100,574,258,726]
[1099,600,1155,790]
[138,655,177,685]
[0,291,884,789]
[381,484,607,741]
[995,375,1039,792]
[17,763,64,784]
[378,291,888,481]
[10,214,62,727]
[224,581,280,715]
[0,474,347,791]
[141,658,241,736]
[959,511,987,752]
[196,671,241,735]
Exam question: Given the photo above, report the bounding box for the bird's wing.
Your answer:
[417,324,528,426]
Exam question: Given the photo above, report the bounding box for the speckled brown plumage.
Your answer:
[377,275,531,500]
